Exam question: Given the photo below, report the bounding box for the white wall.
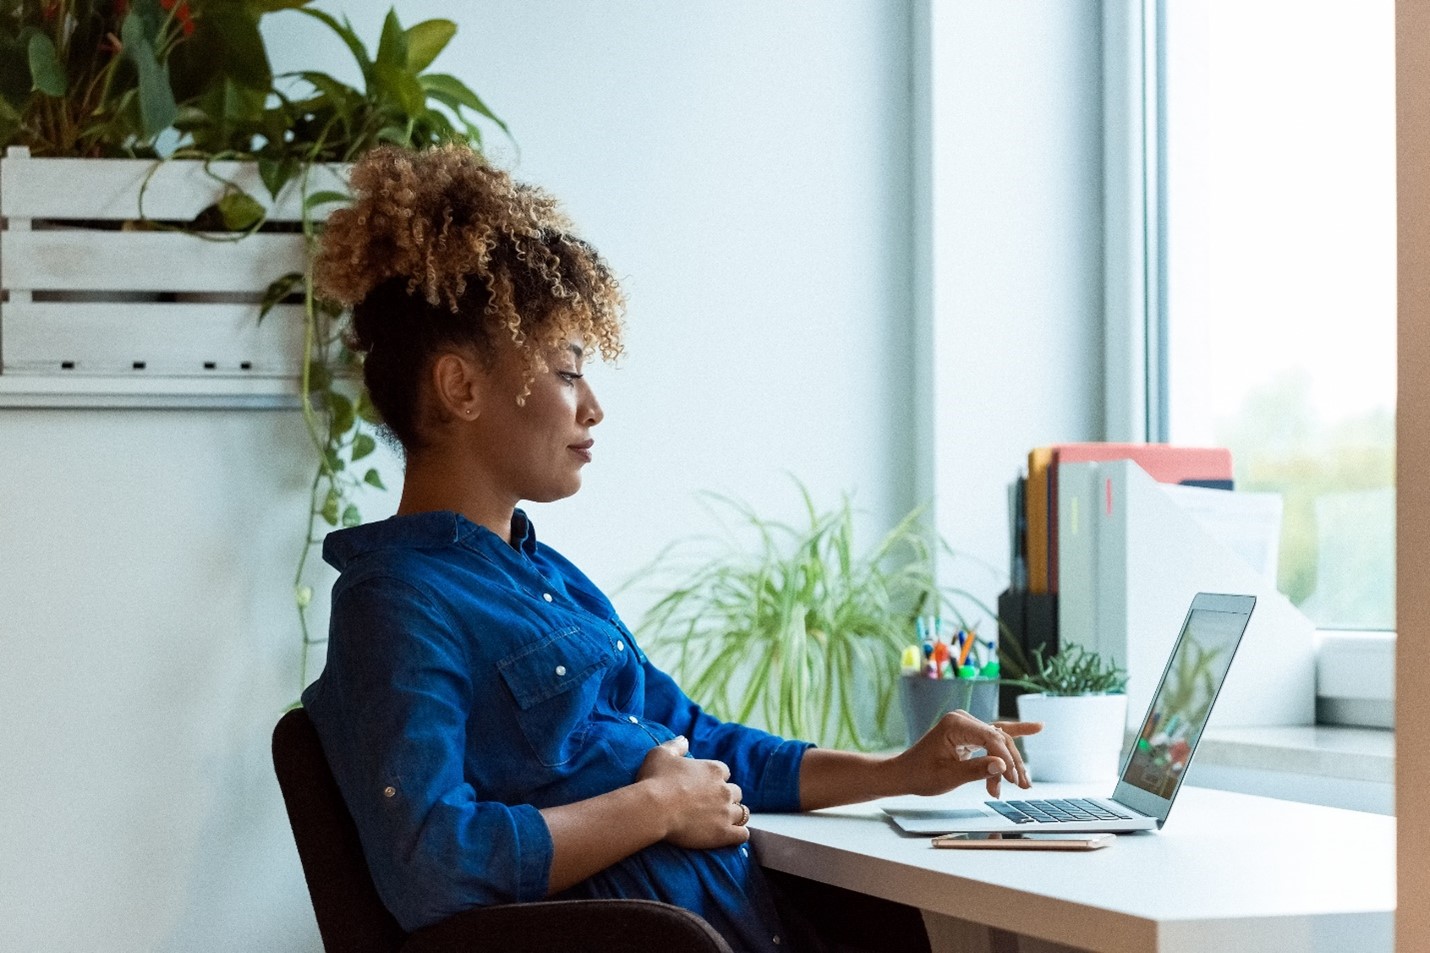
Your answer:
[0,412,342,953]
[367,0,922,601]
[1,5,911,952]
[920,2,1106,611]
[0,4,1106,951]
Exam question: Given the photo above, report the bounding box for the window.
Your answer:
[1153,0,1396,632]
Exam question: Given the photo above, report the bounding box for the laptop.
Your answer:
[884,592,1256,835]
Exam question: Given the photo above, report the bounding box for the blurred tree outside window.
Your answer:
[1160,0,1395,631]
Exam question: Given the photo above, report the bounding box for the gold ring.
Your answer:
[737,803,750,826]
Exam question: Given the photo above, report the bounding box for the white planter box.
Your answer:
[0,147,347,407]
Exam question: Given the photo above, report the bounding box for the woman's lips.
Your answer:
[569,440,594,462]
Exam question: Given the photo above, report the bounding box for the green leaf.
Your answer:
[192,2,273,92]
[320,489,340,526]
[351,433,376,461]
[355,390,383,424]
[217,191,266,231]
[420,74,510,134]
[405,20,456,73]
[375,9,408,71]
[294,584,313,609]
[375,123,413,146]
[259,271,303,321]
[305,360,332,393]
[363,468,387,490]
[407,104,457,144]
[295,70,361,110]
[184,79,266,154]
[26,33,66,97]
[341,504,362,528]
[297,9,373,81]
[323,448,345,474]
[171,104,211,130]
[327,390,355,435]
[303,190,350,213]
[374,61,426,117]
[0,32,32,106]
[258,156,298,201]
[120,13,178,138]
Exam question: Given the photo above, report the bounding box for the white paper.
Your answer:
[1158,483,1284,583]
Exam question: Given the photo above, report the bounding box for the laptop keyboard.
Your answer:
[987,797,1135,825]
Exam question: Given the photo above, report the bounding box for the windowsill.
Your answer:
[1197,724,1394,785]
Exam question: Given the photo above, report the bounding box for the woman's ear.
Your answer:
[429,351,485,421]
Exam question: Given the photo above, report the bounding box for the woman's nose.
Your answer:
[580,382,604,426]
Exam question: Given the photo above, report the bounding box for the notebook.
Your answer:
[884,592,1256,835]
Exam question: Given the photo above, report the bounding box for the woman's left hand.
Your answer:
[890,710,1041,798]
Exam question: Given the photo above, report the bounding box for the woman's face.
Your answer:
[471,338,604,505]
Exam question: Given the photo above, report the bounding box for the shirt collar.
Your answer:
[323,509,539,571]
[510,509,540,558]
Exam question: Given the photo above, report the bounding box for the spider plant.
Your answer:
[1004,643,1128,696]
[634,487,990,750]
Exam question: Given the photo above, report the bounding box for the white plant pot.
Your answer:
[1015,692,1128,784]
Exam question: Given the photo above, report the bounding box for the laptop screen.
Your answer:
[1119,596,1254,802]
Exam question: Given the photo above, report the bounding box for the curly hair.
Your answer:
[313,143,626,450]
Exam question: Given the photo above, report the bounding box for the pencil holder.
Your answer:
[898,676,1000,747]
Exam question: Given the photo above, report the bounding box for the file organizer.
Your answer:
[994,588,1058,717]
[1059,459,1314,728]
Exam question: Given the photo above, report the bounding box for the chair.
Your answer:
[272,707,733,953]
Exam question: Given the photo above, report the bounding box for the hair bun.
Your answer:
[314,144,571,312]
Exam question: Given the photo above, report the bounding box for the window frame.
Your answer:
[1103,0,1395,727]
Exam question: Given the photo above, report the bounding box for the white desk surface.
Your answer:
[749,783,1394,953]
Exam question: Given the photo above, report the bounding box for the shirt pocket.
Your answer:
[497,625,611,767]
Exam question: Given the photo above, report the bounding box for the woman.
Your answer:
[301,144,1039,953]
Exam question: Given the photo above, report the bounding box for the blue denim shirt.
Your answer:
[301,510,811,952]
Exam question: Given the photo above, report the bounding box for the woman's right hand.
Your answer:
[637,736,749,849]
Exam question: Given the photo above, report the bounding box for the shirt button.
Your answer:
[555,665,567,677]
[616,640,625,651]
[383,786,396,798]
[542,593,553,603]
[772,937,781,946]
[628,715,639,724]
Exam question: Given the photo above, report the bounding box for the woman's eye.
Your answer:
[558,371,583,384]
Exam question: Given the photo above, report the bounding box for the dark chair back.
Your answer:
[273,707,408,953]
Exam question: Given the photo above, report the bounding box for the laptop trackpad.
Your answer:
[883,808,990,835]
[889,809,987,820]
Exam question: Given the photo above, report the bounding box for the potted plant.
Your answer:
[0,0,507,689]
[633,487,992,751]
[1007,643,1129,783]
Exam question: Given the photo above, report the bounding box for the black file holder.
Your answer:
[995,589,1058,717]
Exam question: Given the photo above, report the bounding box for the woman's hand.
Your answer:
[637,736,749,849]
[540,736,746,894]
[890,710,1042,798]
[798,711,1042,810]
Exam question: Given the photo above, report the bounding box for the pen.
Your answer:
[931,641,950,679]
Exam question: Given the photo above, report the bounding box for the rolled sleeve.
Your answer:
[302,574,554,931]
[638,661,813,813]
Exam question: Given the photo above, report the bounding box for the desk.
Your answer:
[749,783,1394,953]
